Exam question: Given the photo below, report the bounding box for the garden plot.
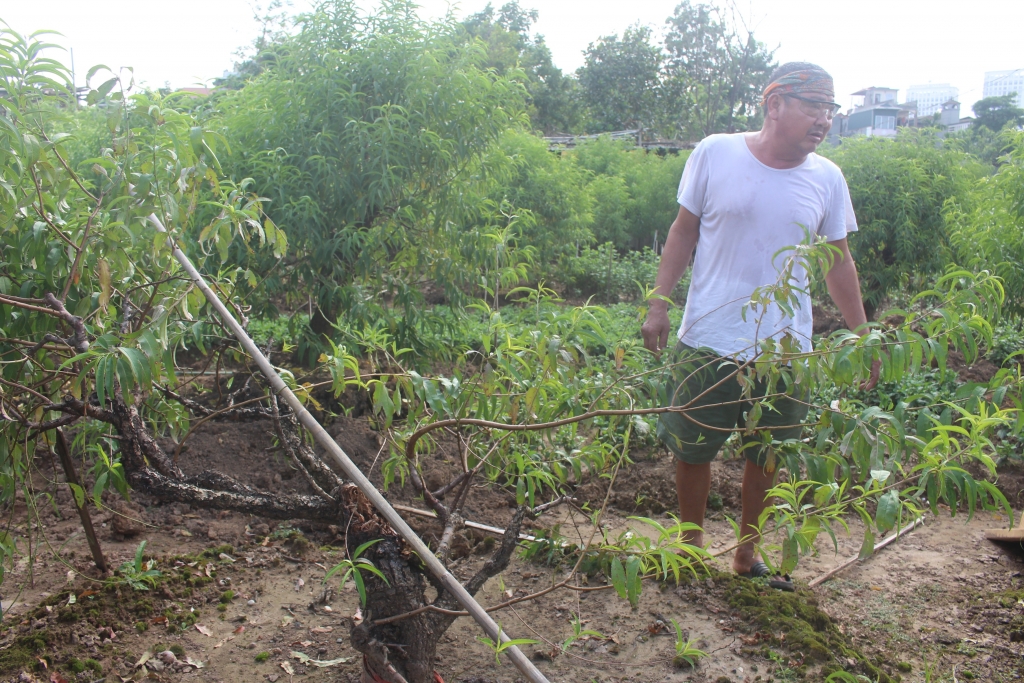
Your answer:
[1,413,1021,683]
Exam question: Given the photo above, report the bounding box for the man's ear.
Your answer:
[765,93,784,120]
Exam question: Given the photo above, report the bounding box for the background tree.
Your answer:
[661,1,775,139]
[821,129,986,319]
[217,0,529,359]
[972,94,1024,132]
[577,25,662,134]
[462,1,583,134]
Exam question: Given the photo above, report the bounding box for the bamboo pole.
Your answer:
[148,215,549,683]
[808,517,924,588]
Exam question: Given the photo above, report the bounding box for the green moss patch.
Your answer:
[714,571,900,683]
[0,631,52,671]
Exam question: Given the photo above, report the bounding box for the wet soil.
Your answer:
[2,412,1023,683]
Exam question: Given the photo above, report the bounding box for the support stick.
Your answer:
[808,517,924,588]
[148,215,549,683]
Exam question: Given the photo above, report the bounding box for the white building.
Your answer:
[983,70,1024,108]
[906,83,959,117]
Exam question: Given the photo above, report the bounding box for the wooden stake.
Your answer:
[808,517,923,588]
[53,428,107,573]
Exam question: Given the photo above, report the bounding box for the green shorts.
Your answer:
[656,343,809,468]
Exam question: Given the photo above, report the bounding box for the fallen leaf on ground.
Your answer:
[135,649,154,669]
[233,625,246,634]
[213,636,235,649]
[219,553,235,562]
[281,615,295,627]
[280,661,295,675]
[204,564,213,577]
[310,626,333,634]
[291,651,353,668]
[50,671,69,683]
[291,640,313,647]
[185,657,204,669]
[150,616,167,625]
[194,624,213,637]
[77,590,98,599]
[294,578,305,591]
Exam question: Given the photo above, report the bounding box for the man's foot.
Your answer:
[736,560,795,592]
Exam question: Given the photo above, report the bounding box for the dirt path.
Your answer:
[2,418,1022,683]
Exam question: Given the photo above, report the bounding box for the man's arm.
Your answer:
[641,205,701,355]
[823,237,880,389]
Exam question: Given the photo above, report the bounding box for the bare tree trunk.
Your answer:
[53,428,107,572]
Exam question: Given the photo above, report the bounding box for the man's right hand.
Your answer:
[642,305,672,357]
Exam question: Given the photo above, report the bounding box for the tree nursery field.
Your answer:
[2,3,1024,682]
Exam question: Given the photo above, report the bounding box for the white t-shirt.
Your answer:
[676,133,857,359]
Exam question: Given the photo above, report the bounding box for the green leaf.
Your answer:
[857,529,875,561]
[625,555,641,608]
[780,529,799,575]
[610,557,627,601]
[875,490,899,535]
[349,567,365,604]
[67,482,85,509]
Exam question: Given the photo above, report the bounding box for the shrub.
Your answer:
[949,130,1024,314]
[822,129,985,318]
[562,243,668,302]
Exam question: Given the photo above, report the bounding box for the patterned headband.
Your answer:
[762,69,835,105]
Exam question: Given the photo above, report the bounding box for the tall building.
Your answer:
[983,70,1024,108]
[906,83,959,117]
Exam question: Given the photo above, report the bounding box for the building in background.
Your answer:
[983,70,1024,108]
[939,99,973,133]
[906,83,959,117]
[845,87,900,137]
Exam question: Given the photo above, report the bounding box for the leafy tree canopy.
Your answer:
[216,0,530,357]
[972,94,1024,132]
[461,2,583,134]
[661,1,775,139]
[577,25,662,134]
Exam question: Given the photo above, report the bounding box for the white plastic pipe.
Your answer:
[149,214,549,683]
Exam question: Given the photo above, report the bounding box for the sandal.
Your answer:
[738,561,795,592]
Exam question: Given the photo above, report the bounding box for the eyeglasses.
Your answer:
[783,94,842,120]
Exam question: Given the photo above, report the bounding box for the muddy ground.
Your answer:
[2,408,1023,683]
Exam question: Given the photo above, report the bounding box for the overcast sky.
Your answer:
[3,0,1022,112]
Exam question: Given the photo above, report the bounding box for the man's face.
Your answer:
[772,93,834,154]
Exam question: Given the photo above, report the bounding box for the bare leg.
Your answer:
[733,459,777,574]
[675,460,711,547]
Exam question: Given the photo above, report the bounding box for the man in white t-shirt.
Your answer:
[641,62,879,589]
